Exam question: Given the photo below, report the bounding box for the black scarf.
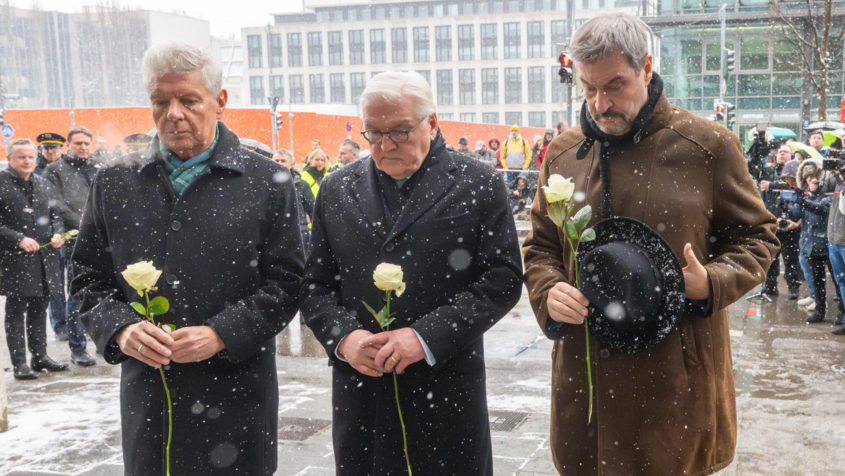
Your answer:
[576,72,664,218]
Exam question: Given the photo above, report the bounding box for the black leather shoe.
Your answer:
[31,356,70,372]
[788,287,800,300]
[13,363,37,380]
[764,287,779,296]
[835,316,845,326]
[833,326,845,335]
[806,312,826,324]
[71,350,96,367]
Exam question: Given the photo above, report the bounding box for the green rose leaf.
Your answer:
[565,220,579,240]
[129,301,147,316]
[377,306,392,329]
[361,300,381,322]
[572,205,592,233]
[580,227,596,242]
[148,296,170,316]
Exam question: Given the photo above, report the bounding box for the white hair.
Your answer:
[570,13,653,73]
[359,71,435,120]
[142,42,222,95]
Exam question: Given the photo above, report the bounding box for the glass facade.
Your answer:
[269,34,282,68]
[247,34,262,68]
[414,27,429,62]
[370,29,386,64]
[459,68,475,105]
[436,25,452,62]
[287,33,302,67]
[437,69,453,105]
[328,30,343,65]
[349,30,365,65]
[308,32,323,66]
[458,25,474,61]
[392,28,408,63]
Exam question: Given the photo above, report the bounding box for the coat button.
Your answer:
[165,274,178,285]
[599,349,610,359]
[384,242,395,252]
[171,220,182,231]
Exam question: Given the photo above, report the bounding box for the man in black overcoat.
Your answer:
[71,42,305,475]
[302,71,523,475]
[0,139,70,379]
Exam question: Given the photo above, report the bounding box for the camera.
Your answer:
[746,122,782,182]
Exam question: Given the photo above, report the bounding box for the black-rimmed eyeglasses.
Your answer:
[360,116,428,145]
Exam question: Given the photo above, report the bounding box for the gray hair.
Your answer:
[274,148,293,159]
[142,42,222,95]
[570,13,652,73]
[67,126,93,142]
[7,138,35,155]
[359,71,435,120]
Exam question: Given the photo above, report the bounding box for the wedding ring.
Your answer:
[137,344,144,353]
[390,355,399,364]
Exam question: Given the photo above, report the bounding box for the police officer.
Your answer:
[35,132,66,176]
[123,132,152,154]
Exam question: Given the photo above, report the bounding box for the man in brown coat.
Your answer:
[523,13,779,475]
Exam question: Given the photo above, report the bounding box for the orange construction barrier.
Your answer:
[0,107,547,164]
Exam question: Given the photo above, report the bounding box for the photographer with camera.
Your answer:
[794,161,838,323]
[759,146,802,298]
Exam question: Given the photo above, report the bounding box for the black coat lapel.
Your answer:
[387,153,455,243]
[351,159,388,240]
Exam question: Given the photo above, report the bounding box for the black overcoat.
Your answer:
[71,123,305,475]
[0,168,64,297]
[302,133,523,475]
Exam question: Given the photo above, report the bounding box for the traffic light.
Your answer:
[725,48,735,73]
[558,52,573,84]
[714,101,726,124]
[273,112,283,130]
[724,101,736,128]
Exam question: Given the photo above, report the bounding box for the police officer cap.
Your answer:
[37,132,66,147]
[124,133,152,147]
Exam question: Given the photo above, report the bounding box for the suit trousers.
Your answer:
[4,296,49,364]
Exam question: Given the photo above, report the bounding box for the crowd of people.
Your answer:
[755,128,845,335]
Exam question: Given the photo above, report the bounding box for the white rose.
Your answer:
[542,174,575,203]
[373,263,406,296]
[121,260,162,292]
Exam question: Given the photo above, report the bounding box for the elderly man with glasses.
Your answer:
[302,71,523,475]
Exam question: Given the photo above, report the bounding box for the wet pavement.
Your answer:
[0,279,844,475]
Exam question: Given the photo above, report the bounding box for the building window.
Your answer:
[309,74,325,103]
[439,113,454,120]
[328,30,343,65]
[741,37,769,70]
[370,29,386,64]
[527,21,544,59]
[287,33,302,67]
[270,74,284,102]
[458,25,474,61]
[249,75,264,105]
[289,74,304,103]
[436,25,452,62]
[330,73,345,103]
[528,66,545,103]
[416,70,431,84]
[482,68,498,104]
[269,33,282,68]
[414,27,429,62]
[482,112,499,124]
[460,112,476,123]
[392,28,408,63]
[481,23,497,60]
[349,30,365,65]
[550,20,567,54]
[504,22,521,60]
[350,72,366,104]
[505,111,523,126]
[528,111,546,127]
[247,34,262,68]
[437,69,453,105]
[505,67,521,104]
[308,32,323,66]
[459,68,475,105]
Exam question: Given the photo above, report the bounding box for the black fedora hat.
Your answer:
[577,217,686,353]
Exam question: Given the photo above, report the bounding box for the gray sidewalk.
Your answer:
[1,284,845,475]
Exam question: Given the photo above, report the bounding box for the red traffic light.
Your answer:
[558,53,572,68]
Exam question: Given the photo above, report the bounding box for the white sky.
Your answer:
[11,0,306,36]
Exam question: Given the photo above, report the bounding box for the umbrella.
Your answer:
[805,121,845,131]
[787,140,824,160]
[823,129,844,147]
[746,126,797,143]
